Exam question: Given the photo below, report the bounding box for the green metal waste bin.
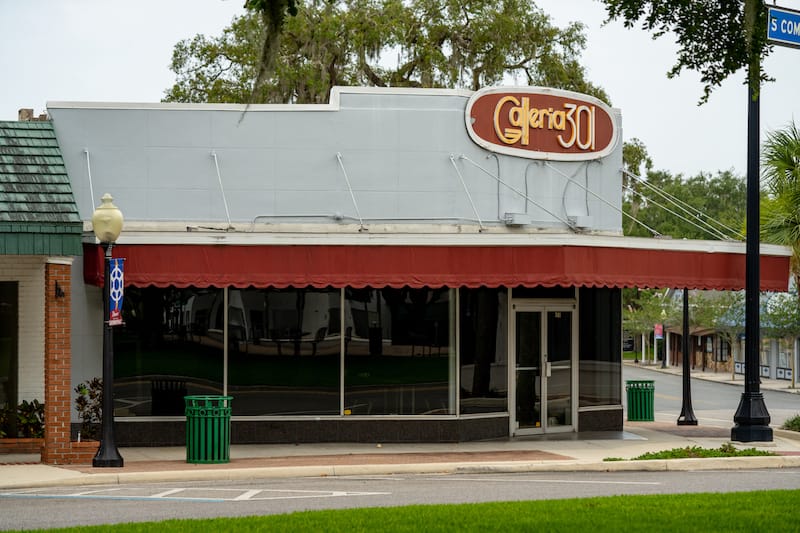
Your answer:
[625,380,654,421]
[185,395,232,464]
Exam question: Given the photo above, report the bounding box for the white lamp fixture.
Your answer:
[91,193,124,243]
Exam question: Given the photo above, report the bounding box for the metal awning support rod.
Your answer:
[336,153,365,231]
[623,182,728,240]
[210,152,233,228]
[449,154,485,231]
[459,155,575,229]
[83,149,96,213]
[545,161,661,236]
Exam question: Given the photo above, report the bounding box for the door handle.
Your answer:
[546,362,552,377]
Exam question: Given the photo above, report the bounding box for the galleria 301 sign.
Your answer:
[465,87,619,161]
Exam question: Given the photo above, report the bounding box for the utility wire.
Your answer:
[623,169,744,240]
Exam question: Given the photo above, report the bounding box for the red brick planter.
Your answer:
[0,438,44,455]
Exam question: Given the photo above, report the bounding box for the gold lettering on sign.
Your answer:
[493,96,595,151]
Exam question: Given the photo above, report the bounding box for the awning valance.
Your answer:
[83,243,790,291]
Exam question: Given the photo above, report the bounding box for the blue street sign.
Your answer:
[768,5,800,49]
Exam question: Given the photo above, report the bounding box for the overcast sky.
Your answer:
[2,0,798,178]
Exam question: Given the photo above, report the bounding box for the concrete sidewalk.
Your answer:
[2,423,800,490]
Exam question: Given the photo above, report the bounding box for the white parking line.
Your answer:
[233,489,262,501]
[151,488,186,498]
[0,487,391,502]
[446,477,660,485]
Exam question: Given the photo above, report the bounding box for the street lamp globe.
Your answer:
[91,193,123,243]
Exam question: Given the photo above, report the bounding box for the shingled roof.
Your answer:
[0,119,82,255]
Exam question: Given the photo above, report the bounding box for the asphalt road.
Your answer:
[623,365,800,428]
[1,469,799,530]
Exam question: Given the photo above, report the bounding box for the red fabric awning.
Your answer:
[83,243,790,291]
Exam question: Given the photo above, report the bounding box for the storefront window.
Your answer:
[227,287,340,416]
[760,339,771,367]
[0,282,18,436]
[344,287,456,415]
[778,338,792,369]
[117,285,456,417]
[578,287,622,407]
[459,287,508,414]
[115,287,225,417]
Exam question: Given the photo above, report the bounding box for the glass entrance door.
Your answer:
[512,304,574,434]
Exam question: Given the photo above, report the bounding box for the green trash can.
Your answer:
[184,395,232,464]
[625,380,654,421]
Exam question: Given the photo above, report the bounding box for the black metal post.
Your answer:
[678,289,697,425]
[731,78,772,442]
[660,329,667,369]
[93,242,124,467]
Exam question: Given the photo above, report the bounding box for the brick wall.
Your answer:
[41,259,94,464]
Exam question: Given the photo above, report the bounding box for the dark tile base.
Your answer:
[80,416,511,447]
[578,409,623,432]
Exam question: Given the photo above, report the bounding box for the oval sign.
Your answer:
[465,87,619,161]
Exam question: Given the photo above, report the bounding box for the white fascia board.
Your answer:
[91,222,792,257]
[47,86,476,113]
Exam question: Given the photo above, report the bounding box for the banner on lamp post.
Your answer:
[654,323,663,340]
[109,258,125,326]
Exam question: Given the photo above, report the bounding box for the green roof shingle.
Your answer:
[0,120,82,255]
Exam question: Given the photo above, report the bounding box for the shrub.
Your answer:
[0,400,45,438]
[782,414,800,432]
[16,399,45,438]
[75,378,103,440]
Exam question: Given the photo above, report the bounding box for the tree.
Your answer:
[165,0,608,105]
[621,138,653,235]
[243,0,299,104]
[760,121,800,293]
[600,1,771,103]
[623,169,746,240]
[624,288,669,360]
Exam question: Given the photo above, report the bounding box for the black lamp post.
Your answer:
[731,0,772,441]
[91,193,124,467]
[660,309,668,369]
[678,288,697,425]
[731,77,772,442]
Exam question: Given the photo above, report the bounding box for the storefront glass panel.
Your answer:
[0,282,18,436]
[343,287,455,415]
[117,286,455,417]
[227,287,340,416]
[578,287,622,407]
[115,287,225,417]
[459,288,508,414]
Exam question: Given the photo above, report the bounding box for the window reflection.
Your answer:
[344,287,455,415]
[115,286,458,417]
[459,288,508,414]
[115,287,224,417]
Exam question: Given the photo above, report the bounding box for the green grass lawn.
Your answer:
[22,490,799,532]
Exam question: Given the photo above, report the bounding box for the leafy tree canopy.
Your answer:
[623,169,746,240]
[760,121,800,292]
[165,0,608,104]
[600,0,772,103]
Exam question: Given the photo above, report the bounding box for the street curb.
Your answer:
[625,362,800,395]
[3,456,800,490]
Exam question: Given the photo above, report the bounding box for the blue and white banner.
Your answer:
[109,258,125,326]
